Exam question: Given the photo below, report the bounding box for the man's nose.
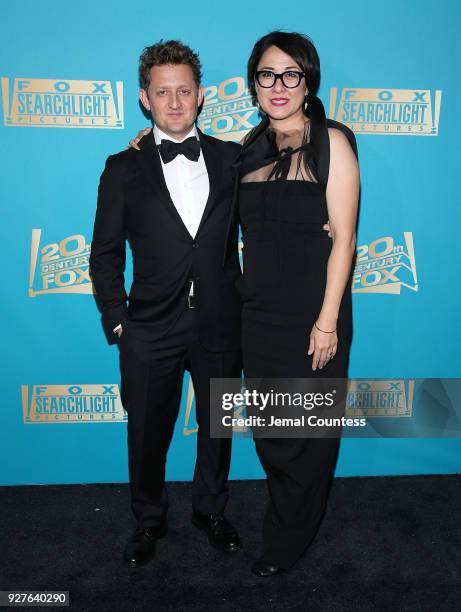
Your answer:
[169,93,181,108]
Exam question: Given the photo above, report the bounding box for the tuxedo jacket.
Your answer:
[89,129,242,351]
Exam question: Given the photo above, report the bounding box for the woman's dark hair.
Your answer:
[247,31,320,110]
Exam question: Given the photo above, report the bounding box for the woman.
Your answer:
[129,30,359,577]
[233,30,359,577]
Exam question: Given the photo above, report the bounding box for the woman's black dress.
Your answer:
[235,97,358,568]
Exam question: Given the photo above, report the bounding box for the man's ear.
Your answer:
[197,85,205,107]
[139,88,150,112]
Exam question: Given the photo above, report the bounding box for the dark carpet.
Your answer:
[1,476,460,611]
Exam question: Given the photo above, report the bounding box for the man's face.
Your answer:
[140,63,204,140]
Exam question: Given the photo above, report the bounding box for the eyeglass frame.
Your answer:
[254,70,306,89]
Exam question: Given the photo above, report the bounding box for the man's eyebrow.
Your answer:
[152,83,193,88]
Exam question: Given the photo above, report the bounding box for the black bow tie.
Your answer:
[158,137,201,163]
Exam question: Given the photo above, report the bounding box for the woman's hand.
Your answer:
[127,127,152,150]
[308,321,337,371]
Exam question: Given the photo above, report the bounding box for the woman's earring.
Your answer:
[304,93,309,112]
[255,100,266,116]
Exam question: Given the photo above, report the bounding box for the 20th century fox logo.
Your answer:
[29,229,94,296]
[198,76,259,141]
[1,77,124,128]
[353,232,418,294]
[329,88,442,135]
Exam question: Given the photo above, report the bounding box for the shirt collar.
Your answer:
[153,124,198,146]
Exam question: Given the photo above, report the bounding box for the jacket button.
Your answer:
[192,243,199,249]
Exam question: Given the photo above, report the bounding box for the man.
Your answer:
[89,40,242,568]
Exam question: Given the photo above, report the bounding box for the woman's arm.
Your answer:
[308,127,359,370]
[128,127,152,150]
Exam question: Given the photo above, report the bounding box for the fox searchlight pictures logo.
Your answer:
[329,88,442,135]
[21,385,127,423]
[198,76,259,142]
[346,380,415,418]
[1,77,124,128]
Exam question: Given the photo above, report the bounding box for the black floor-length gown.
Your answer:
[235,97,358,568]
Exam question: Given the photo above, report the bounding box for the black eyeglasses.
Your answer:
[255,70,305,88]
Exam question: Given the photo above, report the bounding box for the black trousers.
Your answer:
[242,317,344,569]
[254,436,340,569]
[118,307,242,529]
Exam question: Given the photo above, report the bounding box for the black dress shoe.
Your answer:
[251,557,284,577]
[192,511,241,552]
[123,523,168,568]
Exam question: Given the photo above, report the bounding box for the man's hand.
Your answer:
[114,324,123,338]
[128,127,152,151]
[323,221,332,238]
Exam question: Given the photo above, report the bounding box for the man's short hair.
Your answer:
[139,40,202,90]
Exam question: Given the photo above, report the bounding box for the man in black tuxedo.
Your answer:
[89,40,242,568]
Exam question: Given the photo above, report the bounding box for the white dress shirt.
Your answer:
[153,124,209,239]
[114,125,209,334]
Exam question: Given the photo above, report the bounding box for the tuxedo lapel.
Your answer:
[196,129,222,235]
[135,132,193,239]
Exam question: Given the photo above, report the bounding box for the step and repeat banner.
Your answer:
[1,0,460,484]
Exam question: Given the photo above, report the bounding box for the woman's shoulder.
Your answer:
[239,117,271,146]
[240,125,261,145]
[326,119,358,159]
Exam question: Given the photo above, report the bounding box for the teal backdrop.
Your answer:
[1,0,460,485]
